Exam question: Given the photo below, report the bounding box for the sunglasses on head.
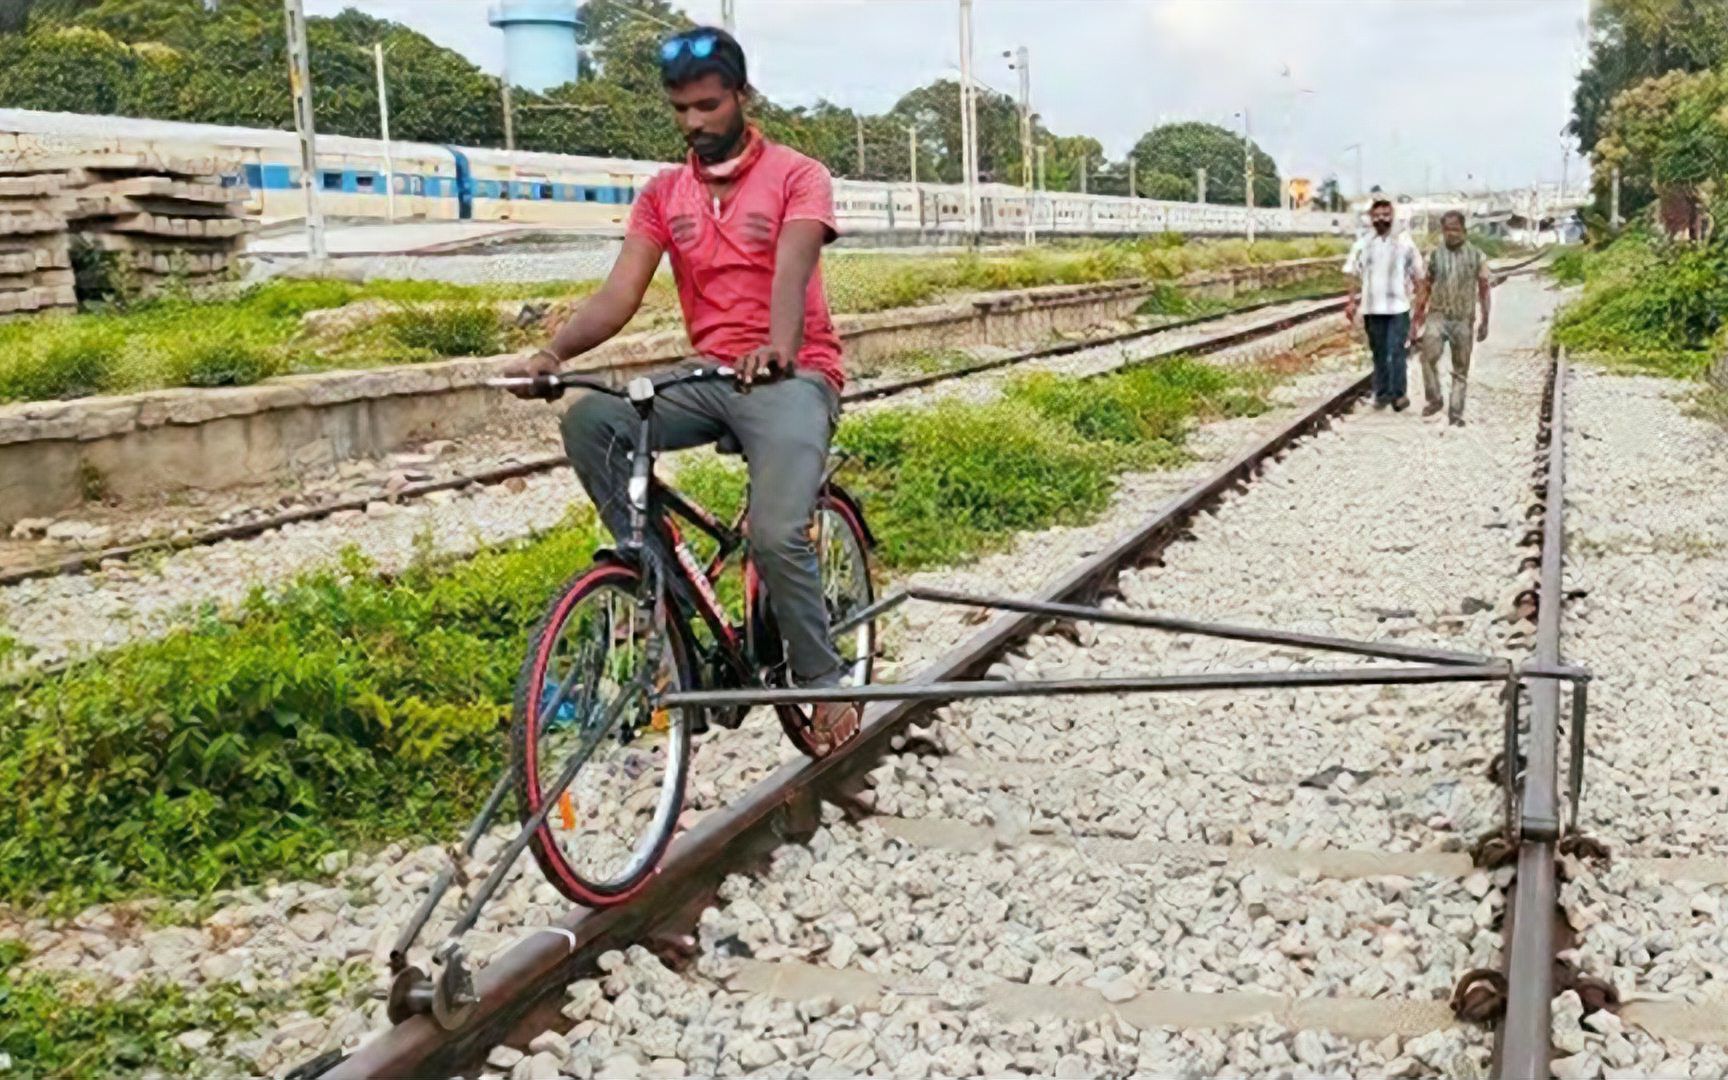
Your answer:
[660,32,718,63]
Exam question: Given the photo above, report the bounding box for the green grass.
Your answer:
[0,352,1281,910]
[0,940,369,1078]
[0,238,1349,406]
[1551,229,1728,378]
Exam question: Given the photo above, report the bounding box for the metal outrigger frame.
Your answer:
[385,582,1593,1033]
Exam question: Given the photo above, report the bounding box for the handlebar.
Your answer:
[485,363,740,402]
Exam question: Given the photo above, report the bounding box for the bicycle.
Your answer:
[486,364,877,908]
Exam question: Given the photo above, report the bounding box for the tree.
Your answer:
[1593,66,1728,232]
[1129,122,1281,207]
[1315,175,1343,213]
[1570,0,1728,154]
[1139,170,1194,202]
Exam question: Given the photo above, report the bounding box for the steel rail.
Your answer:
[317,376,1372,1080]
[1494,348,1570,1078]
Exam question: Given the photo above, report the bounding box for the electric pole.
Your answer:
[374,42,395,222]
[1242,108,1254,242]
[856,114,866,177]
[957,0,978,234]
[1079,154,1087,194]
[1005,45,1032,244]
[282,0,325,264]
[1610,165,1621,228]
[1036,144,1046,190]
[502,82,516,151]
[907,124,918,185]
[1128,157,1136,199]
[1196,166,1206,203]
[721,0,735,33]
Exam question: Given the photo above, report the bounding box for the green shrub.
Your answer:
[382,302,504,357]
[167,339,283,388]
[1548,247,1588,284]
[1553,229,1728,376]
[0,521,603,908]
[0,320,125,401]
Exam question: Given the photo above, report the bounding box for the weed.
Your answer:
[77,460,108,503]
[1553,229,1728,377]
[381,302,504,358]
[0,946,370,1077]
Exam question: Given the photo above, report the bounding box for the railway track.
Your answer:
[303,265,1576,1079]
[0,289,1349,589]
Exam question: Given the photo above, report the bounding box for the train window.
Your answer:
[321,171,343,191]
[356,174,376,193]
[538,183,553,200]
[243,164,263,190]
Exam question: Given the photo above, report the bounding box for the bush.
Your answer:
[167,339,283,388]
[0,320,125,402]
[1553,229,1728,376]
[0,522,603,908]
[382,301,505,357]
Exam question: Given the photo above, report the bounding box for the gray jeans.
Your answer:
[1420,316,1476,422]
[561,368,847,687]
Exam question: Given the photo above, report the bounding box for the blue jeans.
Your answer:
[1363,313,1410,402]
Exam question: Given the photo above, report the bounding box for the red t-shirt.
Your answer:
[627,143,846,392]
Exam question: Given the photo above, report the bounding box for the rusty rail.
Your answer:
[1494,347,1569,1078]
[316,377,1372,1080]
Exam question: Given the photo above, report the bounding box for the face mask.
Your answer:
[1373,218,1392,235]
[1445,234,1465,249]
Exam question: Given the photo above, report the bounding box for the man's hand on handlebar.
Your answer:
[501,349,564,400]
[736,344,788,392]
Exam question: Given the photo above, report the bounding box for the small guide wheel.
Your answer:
[386,964,431,1025]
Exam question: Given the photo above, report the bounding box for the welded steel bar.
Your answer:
[902,585,1498,667]
[829,587,912,636]
[661,663,1512,709]
[1497,351,1569,1080]
[389,765,517,971]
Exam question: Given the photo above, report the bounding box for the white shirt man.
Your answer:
[1342,200,1427,409]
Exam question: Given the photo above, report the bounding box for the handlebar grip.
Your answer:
[529,373,566,401]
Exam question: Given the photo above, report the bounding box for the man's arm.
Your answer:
[546,235,663,363]
[1412,250,1436,326]
[1405,240,1428,342]
[1342,238,1363,323]
[500,235,661,395]
[1476,256,1492,340]
[739,219,827,386]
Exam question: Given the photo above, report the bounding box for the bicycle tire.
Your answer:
[510,559,697,907]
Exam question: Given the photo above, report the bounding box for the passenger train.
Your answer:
[0,108,1353,238]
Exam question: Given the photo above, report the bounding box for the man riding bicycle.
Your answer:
[502,27,860,756]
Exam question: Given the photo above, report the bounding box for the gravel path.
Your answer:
[1549,366,1728,1079]
[0,300,1336,672]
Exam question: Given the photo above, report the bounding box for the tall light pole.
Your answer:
[907,124,919,185]
[856,114,866,177]
[1004,45,1033,244]
[957,0,978,235]
[721,0,736,33]
[282,0,325,263]
[374,42,396,222]
[1128,157,1137,199]
[1036,144,1046,190]
[1196,166,1206,204]
[1238,108,1255,242]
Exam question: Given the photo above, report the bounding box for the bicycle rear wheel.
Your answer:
[773,490,877,757]
[511,560,695,906]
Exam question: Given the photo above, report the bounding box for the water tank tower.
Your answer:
[489,0,582,93]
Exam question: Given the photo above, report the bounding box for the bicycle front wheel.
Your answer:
[511,561,694,906]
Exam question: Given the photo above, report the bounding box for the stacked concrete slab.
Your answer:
[0,151,252,314]
[0,170,76,317]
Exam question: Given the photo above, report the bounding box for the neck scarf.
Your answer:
[691,123,765,186]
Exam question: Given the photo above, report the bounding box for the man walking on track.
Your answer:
[1412,210,1491,427]
[1343,198,1426,411]
[502,27,861,755]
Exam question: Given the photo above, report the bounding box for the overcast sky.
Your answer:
[306,0,1594,196]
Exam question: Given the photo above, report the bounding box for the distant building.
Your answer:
[489,0,582,93]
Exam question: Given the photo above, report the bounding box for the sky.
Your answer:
[305,0,1596,197]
